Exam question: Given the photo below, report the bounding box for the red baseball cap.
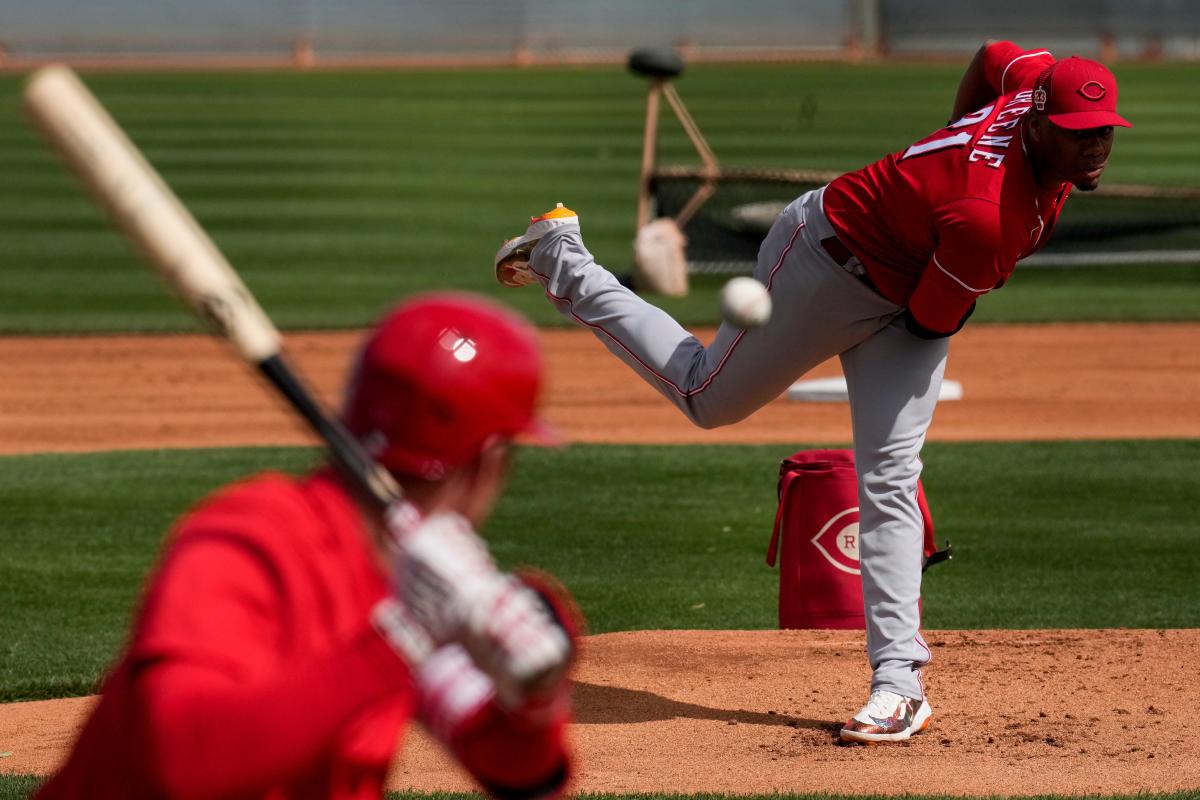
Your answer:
[343,292,558,480]
[1032,56,1131,130]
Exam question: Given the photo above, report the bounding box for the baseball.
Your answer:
[719,277,772,328]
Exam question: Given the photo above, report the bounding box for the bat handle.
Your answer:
[257,355,403,513]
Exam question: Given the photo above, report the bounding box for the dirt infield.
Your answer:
[2,630,1196,795]
[2,323,1198,796]
[1,323,1198,454]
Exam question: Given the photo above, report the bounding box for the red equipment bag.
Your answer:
[764,449,947,629]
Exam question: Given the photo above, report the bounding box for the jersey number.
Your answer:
[900,104,993,161]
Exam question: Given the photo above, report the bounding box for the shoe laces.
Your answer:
[865,690,908,719]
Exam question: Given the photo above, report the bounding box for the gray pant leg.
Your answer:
[526,195,898,428]
[840,317,949,700]
[527,189,940,703]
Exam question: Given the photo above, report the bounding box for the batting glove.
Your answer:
[387,510,573,708]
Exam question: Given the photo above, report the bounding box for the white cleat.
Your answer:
[839,690,932,744]
[494,203,580,287]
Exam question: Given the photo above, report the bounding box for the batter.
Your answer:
[38,295,576,798]
[496,41,1130,744]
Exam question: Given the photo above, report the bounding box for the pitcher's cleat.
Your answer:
[495,203,579,287]
[839,690,932,744]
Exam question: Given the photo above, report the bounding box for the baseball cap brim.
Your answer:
[1048,110,1132,130]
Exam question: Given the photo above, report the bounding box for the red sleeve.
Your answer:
[413,569,580,800]
[449,694,571,799]
[906,198,1024,336]
[126,536,411,798]
[982,41,1054,95]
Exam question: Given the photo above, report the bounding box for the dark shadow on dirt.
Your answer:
[571,681,831,731]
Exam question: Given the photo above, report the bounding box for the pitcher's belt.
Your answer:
[820,235,880,294]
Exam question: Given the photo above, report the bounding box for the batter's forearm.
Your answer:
[950,43,996,122]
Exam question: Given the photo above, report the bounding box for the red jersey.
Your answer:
[39,471,414,799]
[41,470,571,800]
[823,41,1069,334]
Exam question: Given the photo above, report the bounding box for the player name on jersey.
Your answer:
[903,90,1034,169]
[967,90,1033,168]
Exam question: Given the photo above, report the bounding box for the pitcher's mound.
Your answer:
[392,628,1197,796]
[3,629,1196,795]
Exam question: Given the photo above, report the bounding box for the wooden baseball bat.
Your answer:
[25,68,577,702]
[24,69,579,703]
[23,65,402,512]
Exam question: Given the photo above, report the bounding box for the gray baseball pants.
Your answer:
[526,186,948,701]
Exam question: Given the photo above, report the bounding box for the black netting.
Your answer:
[649,170,826,274]
[1046,191,1200,258]
[650,169,1200,273]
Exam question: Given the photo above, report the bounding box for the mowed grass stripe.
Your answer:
[9,264,1200,335]
[1,440,1197,703]
[4,63,1198,170]
[1,63,1199,333]
[0,145,643,170]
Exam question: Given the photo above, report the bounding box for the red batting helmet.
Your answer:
[343,293,555,480]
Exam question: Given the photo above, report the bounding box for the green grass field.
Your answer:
[0,61,1199,333]
[1,60,1198,800]
[2,440,1196,704]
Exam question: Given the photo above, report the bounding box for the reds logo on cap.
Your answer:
[1078,80,1106,101]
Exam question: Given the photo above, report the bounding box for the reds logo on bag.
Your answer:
[811,507,861,575]
[765,449,949,629]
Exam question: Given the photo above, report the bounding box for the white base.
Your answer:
[787,376,962,403]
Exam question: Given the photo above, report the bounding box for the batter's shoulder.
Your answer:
[189,471,306,512]
[174,472,319,547]
[178,470,369,559]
